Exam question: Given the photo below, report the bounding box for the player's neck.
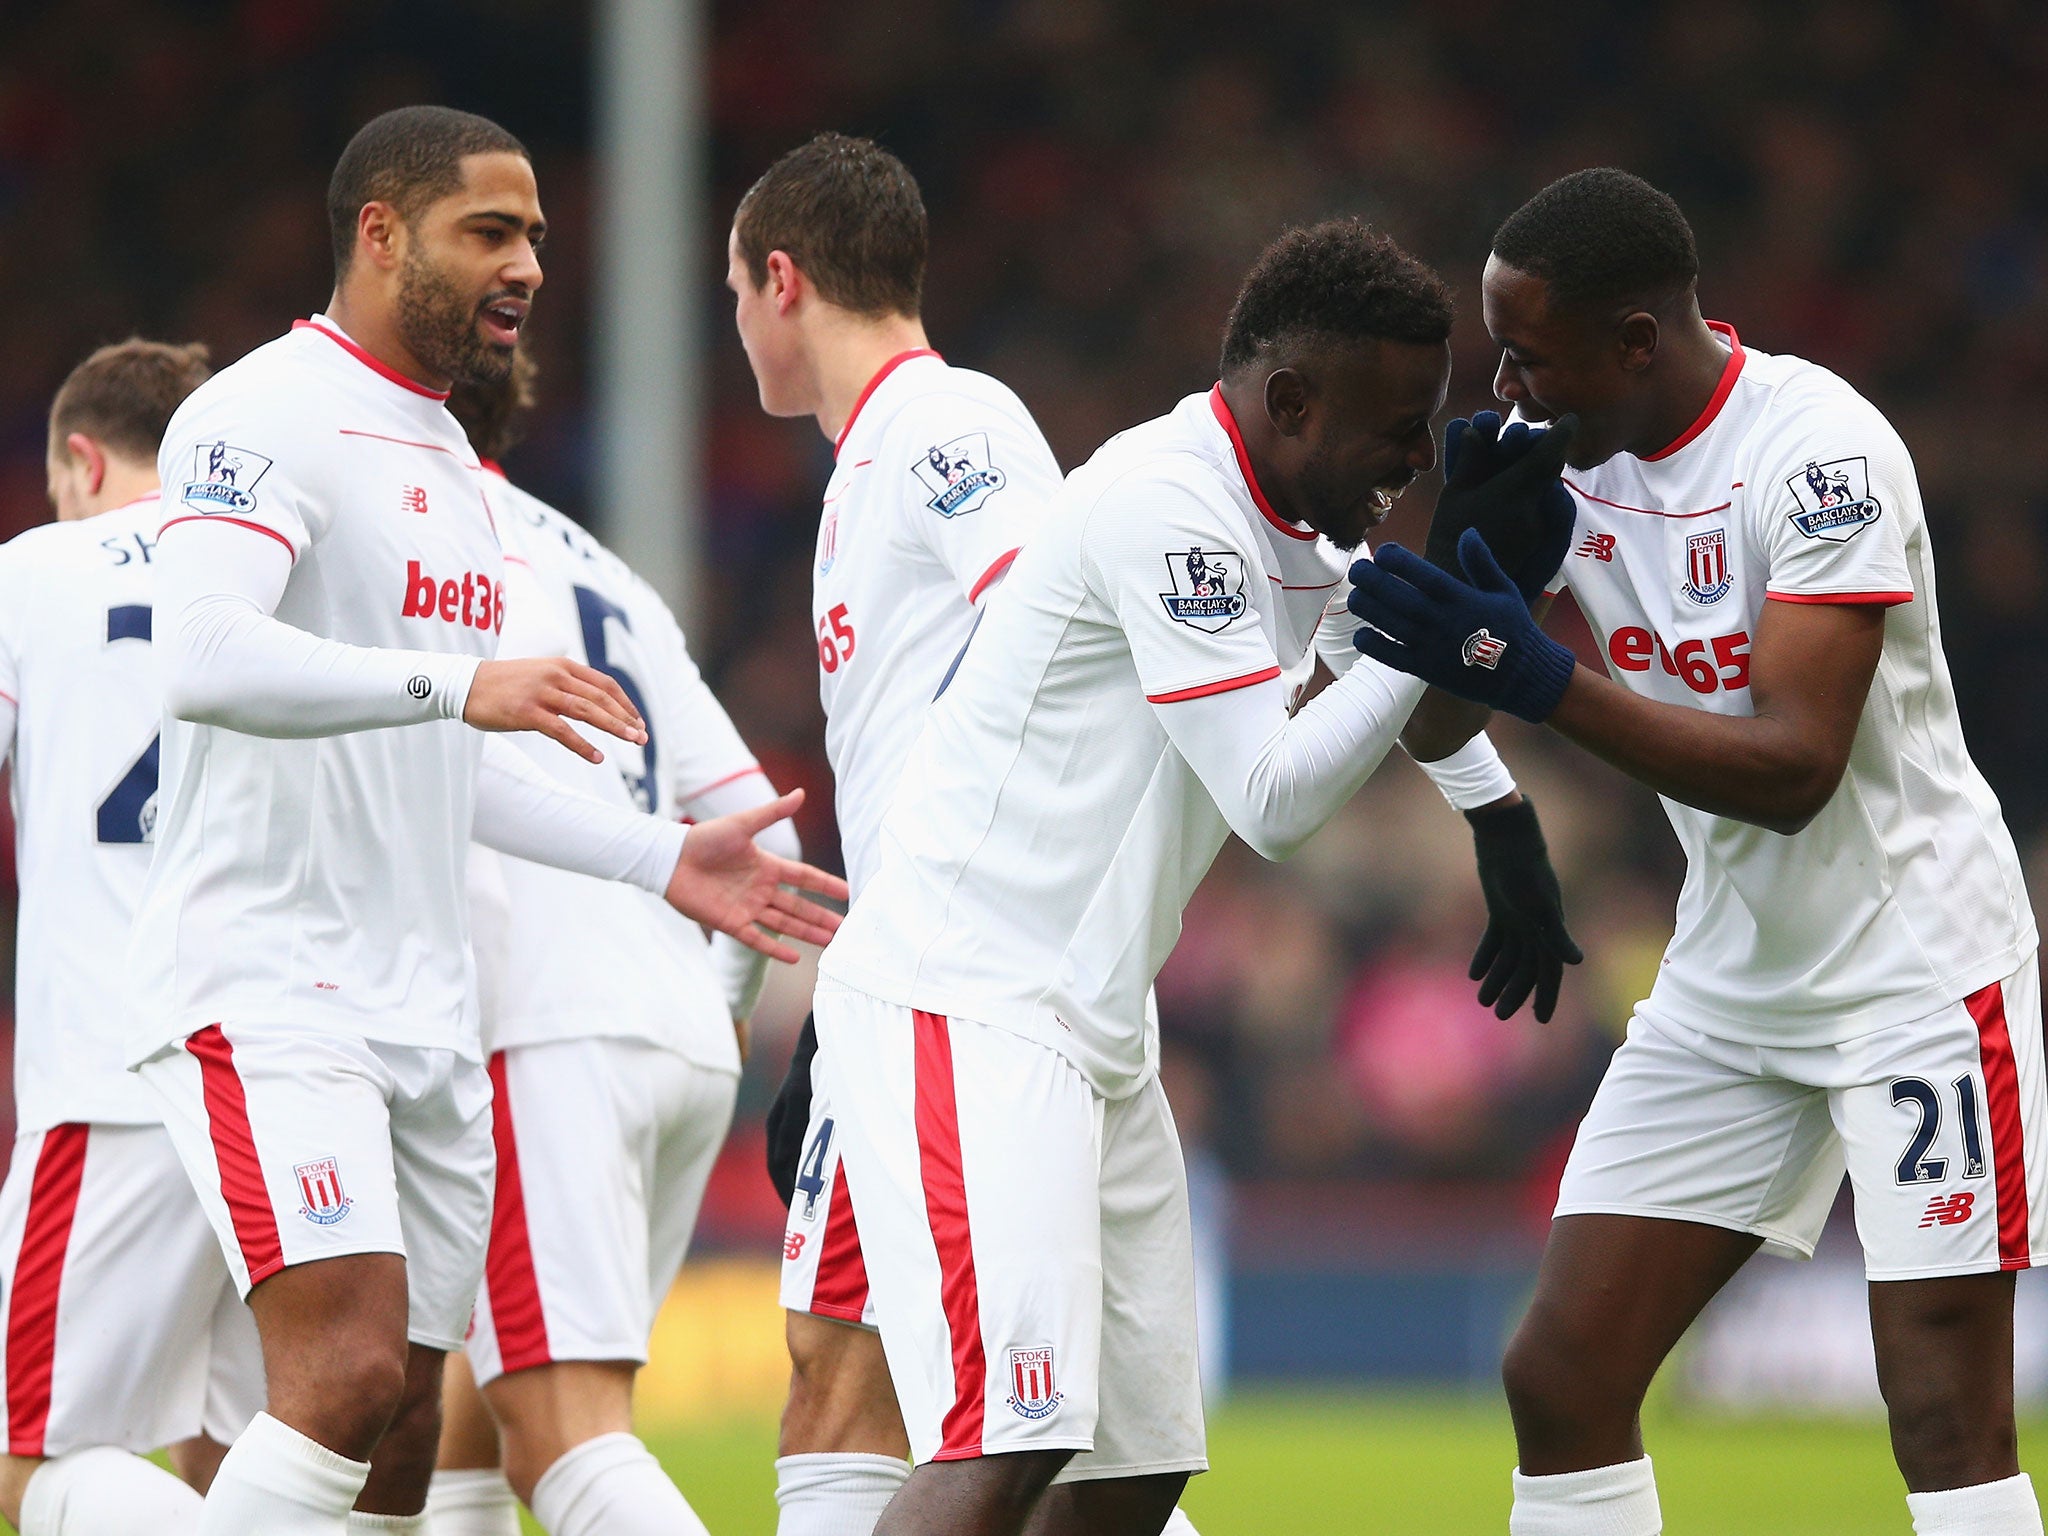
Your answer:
[64,463,157,522]
[1629,315,1735,460]
[812,314,932,444]
[323,287,450,393]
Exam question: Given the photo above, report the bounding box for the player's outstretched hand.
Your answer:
[1349,531,1578,723]
[1465,797,1582,1022]
[464,656,647,764]
[665,789,850,964]
[1422,412,1579,602]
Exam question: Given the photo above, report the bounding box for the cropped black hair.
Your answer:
[1220,220,1454,375]
[328,106,527,276]
[1491,168,1699,313]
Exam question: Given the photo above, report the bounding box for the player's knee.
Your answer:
[1502,1316,1617,1434]
[1885,1380,2017,1487]
[309,1344,412,1453]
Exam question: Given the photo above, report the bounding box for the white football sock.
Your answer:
[774,1452,910,1536]
[1908,1472,2044,1535]
[19,1445,205,1534]
[425,1468,523,1536]
[1159,1509,1202,1536]
[198,1411,369,1536]
[1510,1457,1661,1536]
[346,1514,426,1532]
[530,1431,709,1536]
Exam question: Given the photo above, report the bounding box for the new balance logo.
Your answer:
[401,485,429,515]
[1919,1192,1976,1228]
[783,1230,807,1262]
[1577,532,1617,562]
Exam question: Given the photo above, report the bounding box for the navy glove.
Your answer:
[1348,529,1578,723]
[1465,796,1582,1022]
[1422,412,1579,603]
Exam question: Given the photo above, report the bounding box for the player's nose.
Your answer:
[506,238,544,292]
[1493,352,1523,405]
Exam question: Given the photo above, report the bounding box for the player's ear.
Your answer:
[1617,311,1659,373]
[65,433,105,494]
[356,200,405,274]
[766,251,802,315]
[1263,367,1312,439]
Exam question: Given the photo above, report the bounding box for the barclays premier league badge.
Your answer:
[181,441,274,514]
[1785,457,1881,543]
[1159,547,1249,633]
[913,433,1006,518]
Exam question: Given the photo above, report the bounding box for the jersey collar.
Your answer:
[1208,385,1317,541]
[1641,321,1744,462]
[834,348,943,460]
[293,316,452,402]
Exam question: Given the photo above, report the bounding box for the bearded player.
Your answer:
[0,340,266,1536]
[812,221,1578,1536]
[424,354,797,1536]
[127,106,846,1536]
[1349,168,2042,1536]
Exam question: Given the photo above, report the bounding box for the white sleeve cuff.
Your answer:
[1407,732,1518,811]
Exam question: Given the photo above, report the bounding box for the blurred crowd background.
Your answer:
[2,0,2046,1380]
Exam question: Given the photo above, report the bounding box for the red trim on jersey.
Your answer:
[834,350,943,459]
[968,548,1021,604]
[294,318,451,400]
[1969,982,2033,1271]
[1641,322,1744,462]
[158,515,299,564]
[1765,589,1914,607]
[480,459,507,479]
[1147,665,1282,704]
[676,764,767,803]
[485,1052,554,1372]
[1561,481,1732,520]
[914,1011,987,1458]
[807,1165,872,1323]
[502,554,533,569]
[1210,385,1317,541]
[5,1124,88,1455]
[187,1026,286,1288]
[0,689,16,707]
[336,429,476,463]
[107,490,162,515]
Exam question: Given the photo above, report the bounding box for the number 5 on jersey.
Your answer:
[818,603,856,673]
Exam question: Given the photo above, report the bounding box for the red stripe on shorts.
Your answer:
[1969,981,2033,1270]
[5,1124,89,1454]
[188,1026,286,1287]
[913,1010,987,1458]
[484,1052,552,1371]
[808,1164,872,1323]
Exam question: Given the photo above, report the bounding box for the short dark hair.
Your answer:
[733,133,926,320]
[1491,168,1699,314]
[446,347,539,464]
[327,105,527,276]
[1220,220,1455,374]
[49,338,212,461]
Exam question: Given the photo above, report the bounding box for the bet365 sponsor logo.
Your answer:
[403,560,504,632]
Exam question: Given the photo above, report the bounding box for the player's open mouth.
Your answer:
[479,298,528,347]
[1366,481,1410,519]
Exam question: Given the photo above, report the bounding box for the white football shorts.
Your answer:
[814,982,1207,1480]
[0,1122,264,1458]
[138,1022,495,1350]
[779,1062,878,1328]
[464,1037,737,1387]
[1557,957,2048,1280]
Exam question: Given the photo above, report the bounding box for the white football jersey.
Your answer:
[466,473,755,1074]
[821,387,1352,1096]
[1550,325,2034,1046]
[813,350,1058,894]
[128,317,505,1061]
[0,495,166,1129]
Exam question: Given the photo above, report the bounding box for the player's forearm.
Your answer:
[158,522,476,737]
[1400,690,1494,763]
[1546,667,1843,833]
[1160,658,1426,861]
[474,736,687,891]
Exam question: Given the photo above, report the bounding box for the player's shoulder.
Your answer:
[873,360,1051,455]
[1732,344,1905,464]
[162,328,334,449]
[497,475,671,617]
[1070,392,1238,511]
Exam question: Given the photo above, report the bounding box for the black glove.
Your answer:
[764,1013,819,1207]
[1464,796,1582,1022]
[1422,412,1579,603]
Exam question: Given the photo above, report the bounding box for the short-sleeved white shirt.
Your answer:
[821,387,1349,1097]
[467,473,751,1074]
[1550,325,2035,1046]
[813,350,1058,894]
[0,496,166,1129]
[127,317,506,1061]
